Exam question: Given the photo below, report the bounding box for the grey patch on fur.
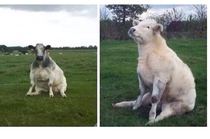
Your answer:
[32,55,55,69]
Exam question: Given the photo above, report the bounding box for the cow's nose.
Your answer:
[128,28,136,34]
[36,56,43,61]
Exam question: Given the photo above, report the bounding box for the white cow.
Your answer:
[112,19,196,125]
[26,43,67,97]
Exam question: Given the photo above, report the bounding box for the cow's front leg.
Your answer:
[133,73,146,110]
[146,77,166,125]
[26,71,35,96]
[26,83,35,96]
[49,85,54,97]
[48,71,55,97]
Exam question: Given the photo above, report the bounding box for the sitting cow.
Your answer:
[112,19,196,125]
[26,43,67,97]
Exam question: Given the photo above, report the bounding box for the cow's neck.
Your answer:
[137,35,167,58]
[42,56,52,68]
[32,55,52,68]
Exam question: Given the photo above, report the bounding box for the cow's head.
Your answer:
[128,19,163,45]
[28,43,51,61]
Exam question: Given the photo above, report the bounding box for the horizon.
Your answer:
[0,44,97,48]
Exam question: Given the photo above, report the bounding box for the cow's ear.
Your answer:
[28,45,34,51]
[133,19,140,26]
[45,45,51,51]
[153,23,163,33]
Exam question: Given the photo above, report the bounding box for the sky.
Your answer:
[141,4,197,19]
[0,5,98,47]
[100,4,199,20]
[0,4,204,47]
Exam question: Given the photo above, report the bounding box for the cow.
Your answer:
[112,19,196,125]
[26,43,67,97]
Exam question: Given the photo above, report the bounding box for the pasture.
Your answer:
[0,49,97,126]
[100,39,207,126]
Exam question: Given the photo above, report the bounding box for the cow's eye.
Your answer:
[147,26,150,29]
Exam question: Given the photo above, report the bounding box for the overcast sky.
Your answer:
[141,4,196,19]
[0,5,98,47]
[101,4,199,20]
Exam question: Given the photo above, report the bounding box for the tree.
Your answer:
[148,7,185,27]
[100,6,110,20]
[102,5,150,40]
[146,5,206,39]
[193,4,207,20]
[166,21,184,32]
[106,5,150,25]
[166,8,185,21]
[192,4,207,38]
[0,45,8,52]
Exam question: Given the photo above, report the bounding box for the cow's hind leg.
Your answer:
[112,92,151,108]
[154,101,194,123]
[112,100,136,107]
[26,86,45,96]
[58,84,67,98]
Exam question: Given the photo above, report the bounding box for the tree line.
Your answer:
[0,45,97,54]
[100,5,207,40]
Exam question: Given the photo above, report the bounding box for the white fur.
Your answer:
[113,19,196,125]
[26,55,67,97]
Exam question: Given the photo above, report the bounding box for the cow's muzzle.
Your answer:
[36,56,43,61]
[128,27,136,35]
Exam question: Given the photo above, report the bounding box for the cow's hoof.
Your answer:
[132,106,138,110]
[112,103,116,107]
[26,92,40,96]
[145,120,155,125]
[49,94,54,97]
[61,94,67,98]
[26,93,31,96]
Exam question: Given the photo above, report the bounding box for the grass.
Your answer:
[100,39,207,126]
[0,49,97,126]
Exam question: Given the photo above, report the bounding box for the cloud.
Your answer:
[139,4,197,20]
[0,5,98,47]
[101,4,198,20]
[150,4,188,10]
[149,4,196,15]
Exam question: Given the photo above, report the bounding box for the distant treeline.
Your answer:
[0,45,97,54]
[100,5,207,40]
[100,19,207,40]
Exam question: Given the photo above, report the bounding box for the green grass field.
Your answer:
[100,39,207,126]
[0,49,97,126]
